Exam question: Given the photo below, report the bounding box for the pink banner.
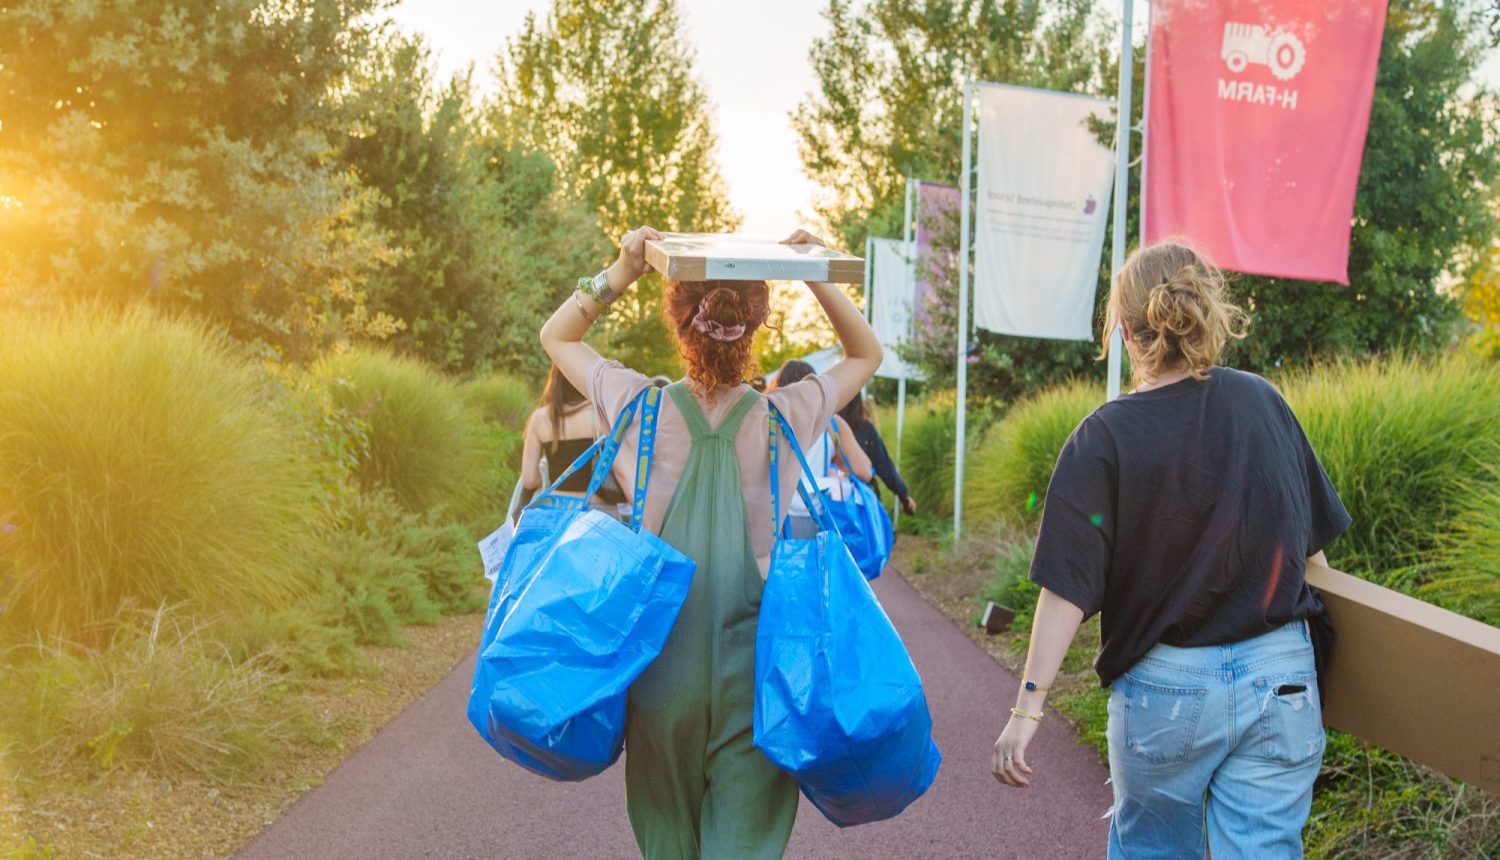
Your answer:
[1144,0,1388,284]
[914,182,959,333]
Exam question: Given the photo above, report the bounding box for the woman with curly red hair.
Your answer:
[540,226,882,859]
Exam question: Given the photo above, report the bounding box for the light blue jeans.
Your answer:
[1106,621,1324,859]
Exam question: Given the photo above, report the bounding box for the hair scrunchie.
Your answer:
[690,287,747,342]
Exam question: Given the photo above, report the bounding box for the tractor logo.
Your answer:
[1221,22,1306,81]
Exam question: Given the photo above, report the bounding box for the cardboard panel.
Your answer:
[1307,563,1500,795]
[645,233,864,284]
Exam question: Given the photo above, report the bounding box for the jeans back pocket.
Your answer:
[1255,671,1325,765]
[1119,675,1208,764]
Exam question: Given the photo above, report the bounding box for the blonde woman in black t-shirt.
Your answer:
[990,242,1350,860]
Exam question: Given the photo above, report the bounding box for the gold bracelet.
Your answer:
[573,291,597,323]
[1010,706,1043,723]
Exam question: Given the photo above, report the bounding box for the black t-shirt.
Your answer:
[1029,367,1351,687]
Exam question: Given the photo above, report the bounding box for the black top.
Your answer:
[1029,367,1351,687]
[545,438,596,494]
[850,421,910,502]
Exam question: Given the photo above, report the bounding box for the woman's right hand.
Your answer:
[606,225,664,293]
[901,496,917,516]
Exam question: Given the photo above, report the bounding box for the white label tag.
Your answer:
[477,521,515,583]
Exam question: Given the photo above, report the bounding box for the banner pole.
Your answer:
[1139,0,1153,246]
[954,77,975,541]
[1106,0,1136,402]
[895,375,907,527]
[897,174,915,529]
[863,235,873,321]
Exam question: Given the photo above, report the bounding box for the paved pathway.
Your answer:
[237,569,1112,859]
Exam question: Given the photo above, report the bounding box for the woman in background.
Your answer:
[519,365,615,510]
[772,359,872,538]
[991,241,1348,859]
[838,390,916,516]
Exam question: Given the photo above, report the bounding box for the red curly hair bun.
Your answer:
[664,280,770,392]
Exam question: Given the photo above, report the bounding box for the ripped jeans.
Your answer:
[1106,620,1324,859]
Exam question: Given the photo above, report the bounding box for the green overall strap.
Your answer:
[665,383,759,441]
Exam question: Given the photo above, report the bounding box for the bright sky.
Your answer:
[386,0,822,239]
[388,2,1500,243]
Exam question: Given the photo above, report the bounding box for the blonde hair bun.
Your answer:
[1106,241,1249,380]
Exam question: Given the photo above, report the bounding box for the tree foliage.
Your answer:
[491,0,740,374]
[0,0,401,360]
[797,0,1500,400]
[338,34,605,374]
[794,0,1109,252]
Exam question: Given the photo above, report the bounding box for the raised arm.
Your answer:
[832,415,874,482]
[540,226,664,395]
[781,230,882,408]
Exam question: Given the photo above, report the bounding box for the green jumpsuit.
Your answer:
[624,383,799,859]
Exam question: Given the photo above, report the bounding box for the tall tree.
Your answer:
[794,0,1108,251]
[490,0,740,374]
[0,0,400,360]
[339,34,606,376]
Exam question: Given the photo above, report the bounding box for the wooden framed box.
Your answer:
[645,233,865,284]
[1307,563,1500,795]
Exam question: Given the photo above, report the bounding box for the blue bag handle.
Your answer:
[768,404,838,537]
[529,386,663,533]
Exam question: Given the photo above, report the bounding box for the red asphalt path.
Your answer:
[236,569,1112,859]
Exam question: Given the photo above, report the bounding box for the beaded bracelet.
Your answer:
[577,271,620,306]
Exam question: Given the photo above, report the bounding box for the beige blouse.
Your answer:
[587,358,840,569]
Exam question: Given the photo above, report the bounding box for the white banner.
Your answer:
[869,238,919,380]
[973,84,1115,341]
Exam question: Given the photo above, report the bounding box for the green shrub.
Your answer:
[459,375,529,523]
[1398,475,1500,627]
[459,374,535,430]
[0,307,321,644]
[301,491,483,650]
[1283,352,1500,576]
[314,349,488,516]
[977,536,1042,634]
[964,380,1101,526]
[899,396,960,520]
[0,608,313,783]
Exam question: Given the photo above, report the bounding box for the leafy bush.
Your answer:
[0,307,321,644]
[1283,352,1500,576]
[964,380,1101,526]
[314,349,489,516]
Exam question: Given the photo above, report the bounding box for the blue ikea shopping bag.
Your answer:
[467,387,695,781]
[818,421,893,580]
[754,406,941,826]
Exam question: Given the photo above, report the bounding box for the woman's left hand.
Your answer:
[991,715,1039,788]
[606,225,665,292]
[782,229,826,248]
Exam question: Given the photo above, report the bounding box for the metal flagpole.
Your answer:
[1106,0,1136,401]
[895,176,916,528]
[953,77,975,541]
[863,235,874,321]
[1140,0,1153,251]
